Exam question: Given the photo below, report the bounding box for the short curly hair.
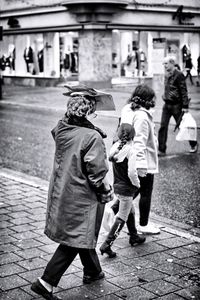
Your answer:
[128,84,156,110]
[66,95,96,118]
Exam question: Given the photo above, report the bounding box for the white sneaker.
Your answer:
[137,224,160,235]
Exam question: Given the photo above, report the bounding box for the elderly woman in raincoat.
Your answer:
[31,92,113,300]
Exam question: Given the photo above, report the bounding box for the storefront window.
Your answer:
[0,32,74,78]
[59,32,79,79]
[112,30,199,79]
[112,30,148,78]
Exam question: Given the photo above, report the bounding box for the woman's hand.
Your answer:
[137,168,147,177]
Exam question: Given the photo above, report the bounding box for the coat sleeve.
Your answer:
[133,114,149,170]
[83,132,109,189]
[177,72,190,108]
[127,149,140,188]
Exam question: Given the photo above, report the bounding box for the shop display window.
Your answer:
[59,31,79,78]
[112,30,148,78]
[0,32,60,77]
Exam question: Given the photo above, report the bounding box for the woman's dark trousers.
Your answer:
[41,244,102,287]
[158,103,197,153]
[112,174,154,227]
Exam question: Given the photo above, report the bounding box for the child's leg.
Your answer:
[116,194,133,222]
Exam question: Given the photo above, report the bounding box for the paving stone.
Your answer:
[0,208,10,214]
[12,231,40,240]
[0,243,21,253]
[141,242,168,253]
[165,247,197,259]
[156,261,191,276]
[184,243,200,253]
[136,268,167,282]
[117,245,148,258]
[165,271,200,289]
[115,286,156,299]
[100,261,136,276]
[24,201,45,209]
[0,252,23,265]
[0,263,26,277]
[177,256,200,269]
[15,247,47,260]
[17,257,48,270]
[0,215,11,221]
[175,286,200,299]
[0,288,33,299]
[38,243,58,254]
[14,238,44,249]
[58,273,83,289]
[83,279,121,296]
[31,220,45,229]
[8,211,32,219]
[28,213,46,221]
[156,237,192,248]
[155,293,185,299]
[0,220,13,229]
[19,268,44,283]
[9,216,34,226]
[141,279,180,296]
[0,227,16,237]
[6,204,28,211]
[144,251,175,265]
[123,257,157,269]
[96,295,121,300]
[107,273,140,289]
[0,274,29,291]
[57,286,97,299]
[11,223,36,233]
[0,235,18,245]
[62,263,82,275]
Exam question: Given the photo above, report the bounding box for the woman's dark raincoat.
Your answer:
[44,117,109,249]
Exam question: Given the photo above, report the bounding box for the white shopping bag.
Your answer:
[101,200,116,233]
[176,112,197,141]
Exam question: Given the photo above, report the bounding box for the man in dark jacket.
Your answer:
[158,56,198,155]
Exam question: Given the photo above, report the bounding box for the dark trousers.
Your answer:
[41,244,102,287]
[185,70,194,85]
[158,103,197,153]
[112,174,154,227]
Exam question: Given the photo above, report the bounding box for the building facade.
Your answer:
[0,0,200,87]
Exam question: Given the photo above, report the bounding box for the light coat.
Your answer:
[44,118,109,249]
[121,104,159,174]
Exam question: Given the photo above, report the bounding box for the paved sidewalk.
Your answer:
[0,168,200,300]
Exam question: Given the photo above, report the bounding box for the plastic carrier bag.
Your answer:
[101,201,116,233]
[176,112,197,141]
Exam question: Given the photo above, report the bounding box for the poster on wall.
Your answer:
[152,38,166,74]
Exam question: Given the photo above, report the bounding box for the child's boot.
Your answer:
[100,217,125,258]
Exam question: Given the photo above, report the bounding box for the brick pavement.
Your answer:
[0,168,200,300]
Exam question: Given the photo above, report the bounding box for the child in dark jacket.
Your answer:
[100,123,145,258]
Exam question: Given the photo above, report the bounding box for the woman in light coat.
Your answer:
[31,94,113,300]
[111,84,160,235]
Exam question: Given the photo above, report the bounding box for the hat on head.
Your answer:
[63,84,115,111]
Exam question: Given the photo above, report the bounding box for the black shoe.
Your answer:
[129,234,146,246]
[190,143,198,153]
[100,242,117,258]
[31,279,61,300]
[83,271,105,284]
